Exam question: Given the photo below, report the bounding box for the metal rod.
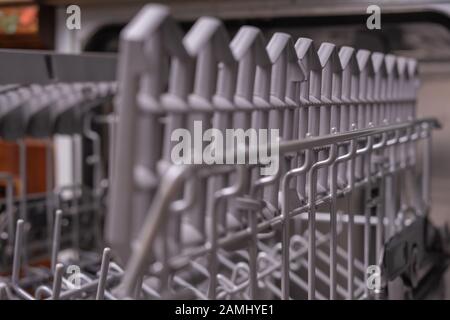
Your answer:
[96,248,111,300]
[12,219,24,284]
[51,210,63,272]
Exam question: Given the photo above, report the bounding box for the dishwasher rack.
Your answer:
[0,4,446,300]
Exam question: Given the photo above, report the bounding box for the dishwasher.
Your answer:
[0,3,447,301]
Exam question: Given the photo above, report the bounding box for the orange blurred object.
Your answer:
[19,6,38,27]
[0,5,38,35]
[0,139,48,196]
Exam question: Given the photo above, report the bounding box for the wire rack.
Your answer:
[0,4,445,300]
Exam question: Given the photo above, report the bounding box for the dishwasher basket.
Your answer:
[0,4,445,300]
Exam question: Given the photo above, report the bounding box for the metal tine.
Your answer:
[225,26,269,238]
[287,49,307,192]
[207,25,238,240]
[96,247,111,300]
[404,59,420,215]
[407,58,419,122]
[363,134,374,298]
[353,51,377,298]
[401,66,421,219]
[158,22,192,256]
[230,26,270,135]
[25,84,59,252]
[294,38,321,202]
[172,274,208,300]
[0,88,33,264]
[56,271,121,300]
[371,53,388,126]
[226,26,270,208]
[12,219,24,285]
[396,57,408,123]
[384,54,399,239]
[206,166,248,299]
[317,43,342,194]
[374,132,388,259]
[107,4,189,263]
[370,52,389,258]
[421,120,433,215]
[52,263,64,300]
[51,209,63,272]
[307,143,338,300]
[385,54,398,125]
[159,173,199,297]
[329,132,352,298]
[281,149,312,299]
[333,52,375,300]
[369,51,386,172]
[344,135,358,300]
[338,47,359,188]
[230,26,272,120]
[356,130,373,295]
[246,170,282,299]
[282,39,306,141]
[355,50,375,181]
[181,16,235,246]
[245,29,272,196]
[394,57,411,227]
[263,33,303,209]
[214,255,249,299]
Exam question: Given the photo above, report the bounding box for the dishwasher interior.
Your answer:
[0,2,449,301]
